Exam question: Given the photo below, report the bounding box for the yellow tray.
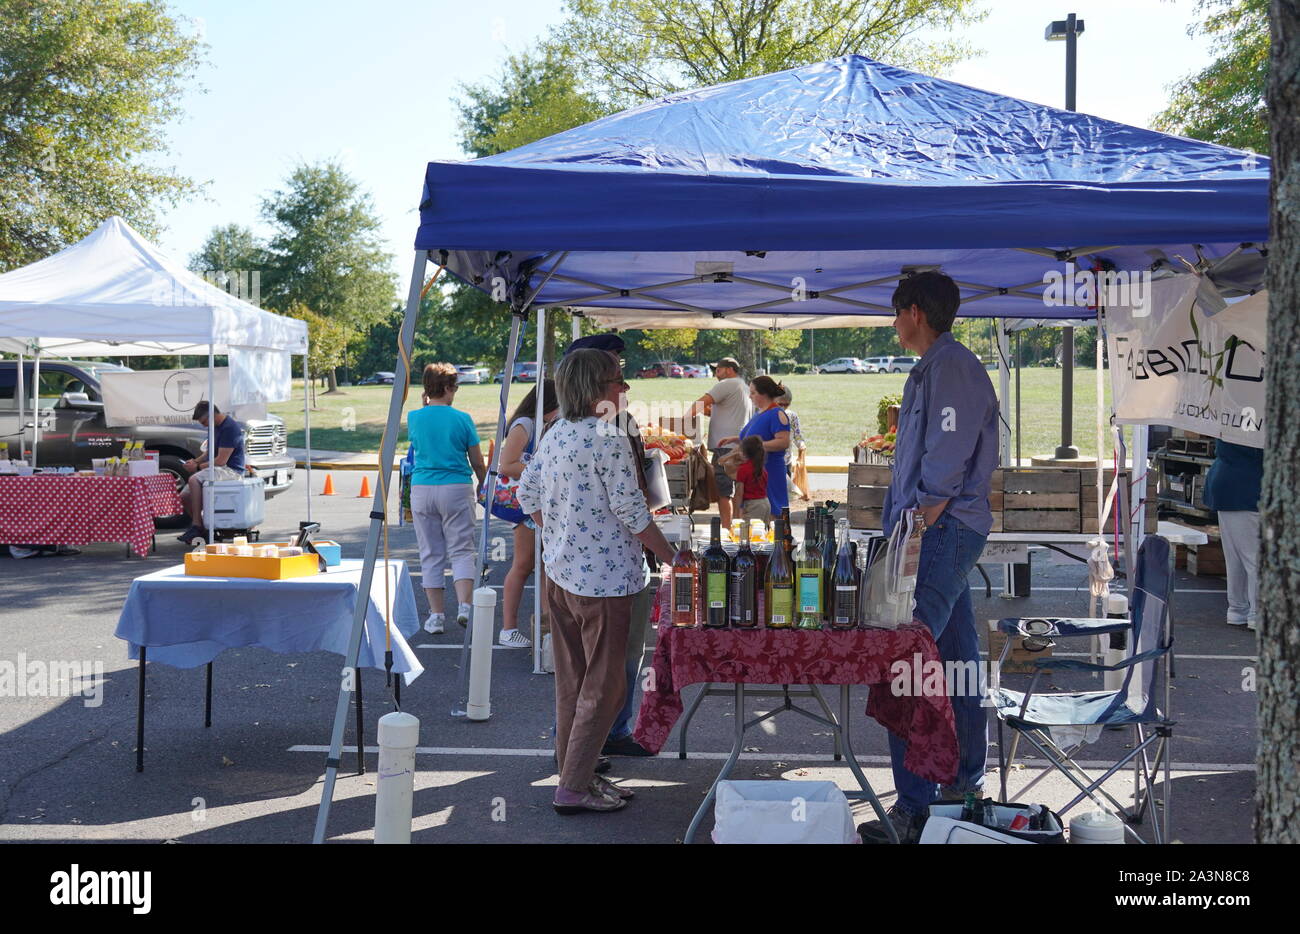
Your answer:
[184,551,320,580]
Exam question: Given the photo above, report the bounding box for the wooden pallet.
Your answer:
[847,464,892,530]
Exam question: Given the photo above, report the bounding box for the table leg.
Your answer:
[395,672,401,707]
[355,668,365,776]
[832,685,898,845]
[678,682,710,760]
[684,683,744,845]
[204,662,212,728]
[810,685,841,760]
[136,647,146,773]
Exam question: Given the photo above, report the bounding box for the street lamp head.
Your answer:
[1045,18,1084,40]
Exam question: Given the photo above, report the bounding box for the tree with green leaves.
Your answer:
[259,161,396,391]
[552,0,985,106]
[1153,0,1269,153]
[0,0,203,271]
[284,303,349,407]
[188,224,266,304]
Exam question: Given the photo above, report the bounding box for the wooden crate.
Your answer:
[1188,540,1225,577]
[847,463,892,530]
[1000,468,1081,532]
[987,621,1055,674]
[1080,469,1158,534]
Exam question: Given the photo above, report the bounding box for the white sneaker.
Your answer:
[456,603,472,628]
[1247,620,1257,632]
[423,613,445,634]
[498,628,532,648]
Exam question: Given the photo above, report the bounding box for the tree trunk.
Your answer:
[543,314,558,372]
[325,367,341,394]
[1258,0,1300,844]
[736,330,759,378]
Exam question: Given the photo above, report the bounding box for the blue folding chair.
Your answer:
[991,536,1174,843]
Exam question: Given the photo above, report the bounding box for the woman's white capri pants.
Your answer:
[410,483,477,586]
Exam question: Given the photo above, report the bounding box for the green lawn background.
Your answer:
[270,368,1115,462]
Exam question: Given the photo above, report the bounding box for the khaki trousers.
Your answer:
[546,579,634,793]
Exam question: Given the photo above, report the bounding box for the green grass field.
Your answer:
[270,367,1114,461]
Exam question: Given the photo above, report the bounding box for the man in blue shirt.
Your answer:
[861,272,999,844]
[178,401,246,545]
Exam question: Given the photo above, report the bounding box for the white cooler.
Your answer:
[202,476,266,530]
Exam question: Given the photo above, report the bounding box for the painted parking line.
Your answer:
[977,586,1226,594]
[287,744,1255,772]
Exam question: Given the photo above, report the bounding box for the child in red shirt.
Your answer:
[732,435,772,521]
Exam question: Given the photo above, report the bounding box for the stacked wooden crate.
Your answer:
[847,462,1159,533]
[1187,538,1226,576]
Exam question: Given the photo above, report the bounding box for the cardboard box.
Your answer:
[184,551,320,580]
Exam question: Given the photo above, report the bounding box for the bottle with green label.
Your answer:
[765,516,795,629]
[701,517,730,628]
[795,511,823,630]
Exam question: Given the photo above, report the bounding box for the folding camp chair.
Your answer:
[991,536,1174,844]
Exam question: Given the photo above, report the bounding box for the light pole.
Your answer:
[1047,13,1084,460]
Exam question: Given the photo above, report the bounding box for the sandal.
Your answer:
[592,776,634,800]
[553,787,627,814]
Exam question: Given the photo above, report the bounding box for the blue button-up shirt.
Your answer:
[882,332,999,536]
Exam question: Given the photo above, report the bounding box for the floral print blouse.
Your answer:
[518,416,652,597]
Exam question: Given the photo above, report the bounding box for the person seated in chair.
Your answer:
[178,401,245,545]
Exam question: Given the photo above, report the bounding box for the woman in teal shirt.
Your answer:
[408,363,487,633]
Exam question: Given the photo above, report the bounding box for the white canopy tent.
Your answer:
[0,216,313,528]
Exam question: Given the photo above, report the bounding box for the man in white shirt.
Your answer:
[684,356,752,527]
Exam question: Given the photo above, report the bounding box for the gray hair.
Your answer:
[556,348,614,420]
[777,386,793,405]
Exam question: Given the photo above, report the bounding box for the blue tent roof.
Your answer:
[416,55,1269,323]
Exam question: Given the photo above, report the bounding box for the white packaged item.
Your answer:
[127,459,158,477]
[712,781,857,844]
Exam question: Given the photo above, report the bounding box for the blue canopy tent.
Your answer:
[312,55,1270,841]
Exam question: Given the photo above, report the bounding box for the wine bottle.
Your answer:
[821,508,837,624]
[670,538,699,628]
[728,523,758,628]
[781,507,795,564]
[831,518,858,629]
[765,517,795,629]
[702,517,730,628]
[795,512,823,630]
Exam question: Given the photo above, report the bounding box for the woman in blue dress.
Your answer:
[718,374,792,514]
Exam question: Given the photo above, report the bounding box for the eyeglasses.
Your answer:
[604,377,630,388]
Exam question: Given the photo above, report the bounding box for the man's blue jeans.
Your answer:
[887,512,988,815]
[608,581,654,741]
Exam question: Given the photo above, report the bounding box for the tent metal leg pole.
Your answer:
[31,351,40,468]
[304,337,312,523]
[996,318,1011,467]
[532,305,546,675]
[206,347,215,545]
[312,250,429,844]
[15,351,24,461]
[457,311,526,715]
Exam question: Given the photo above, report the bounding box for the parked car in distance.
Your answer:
[0,359,296,527]
[357,371,395,385]
[455,365,486,384]
[636,361,684,378]
[863,356,920,373]
[681,364,711,378]
[818,357,870,374]
[493,362,538,383]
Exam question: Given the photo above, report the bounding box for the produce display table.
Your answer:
[0,473,180,557]
[115,558,422,772]
[634,582,957,844]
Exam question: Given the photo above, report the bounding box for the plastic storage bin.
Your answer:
[711,780,857,844]
[202,476,266,530]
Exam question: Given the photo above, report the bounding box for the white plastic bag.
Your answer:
[711,781,858,844]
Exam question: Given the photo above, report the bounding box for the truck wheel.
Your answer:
[153,455,192,529]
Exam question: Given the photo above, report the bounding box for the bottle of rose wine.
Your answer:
[670,535,699,628]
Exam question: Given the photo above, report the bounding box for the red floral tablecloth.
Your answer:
[0,474,181,557]
[633,582,959,784]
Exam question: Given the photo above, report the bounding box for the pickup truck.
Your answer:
[0,359,296,525]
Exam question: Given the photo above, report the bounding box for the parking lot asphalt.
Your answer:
[0,470,1258,843]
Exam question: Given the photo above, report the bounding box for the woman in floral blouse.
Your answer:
[518,349,676,814]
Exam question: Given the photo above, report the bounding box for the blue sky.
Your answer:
[158,0,1215,288]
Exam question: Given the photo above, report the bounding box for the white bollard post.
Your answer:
[374,711,419,844]
[467,587,496,721]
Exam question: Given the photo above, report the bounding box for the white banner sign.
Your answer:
[101,368,231,427]
[1107,277,1266,448]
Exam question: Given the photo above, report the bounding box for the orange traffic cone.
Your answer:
[357,475,372,498]
[321,474,336,496]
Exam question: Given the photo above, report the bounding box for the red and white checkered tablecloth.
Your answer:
[0,474,182,557]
